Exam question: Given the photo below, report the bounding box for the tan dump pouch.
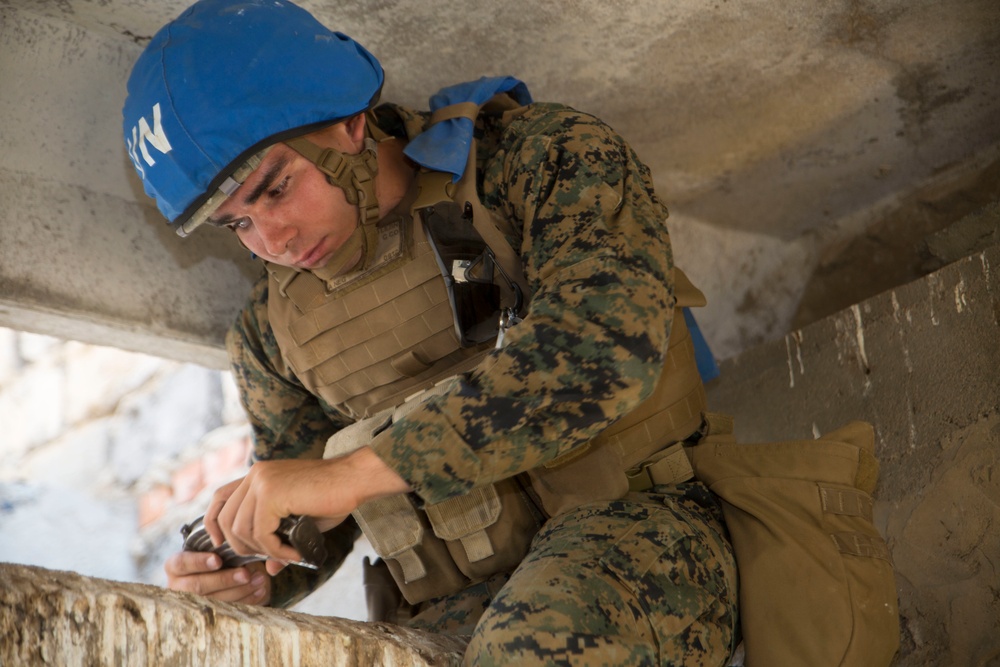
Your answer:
[526,281,707,517]
[687,419,900,667]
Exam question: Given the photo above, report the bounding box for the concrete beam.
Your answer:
[0,563,467,666]
[3,2,1000,361]
[707,244,1000,666]
[0,8,257,368]
[0,168,256,370]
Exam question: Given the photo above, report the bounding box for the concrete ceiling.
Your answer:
[2,0,999,365]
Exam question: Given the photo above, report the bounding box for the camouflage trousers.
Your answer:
[407,482,739,666]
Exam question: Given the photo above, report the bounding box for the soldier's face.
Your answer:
[209,134,362,271]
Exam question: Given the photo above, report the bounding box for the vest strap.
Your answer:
[452,140,531,312]
[830,532,892,561]
[700,412,736,439]
[394,548,428,583]
[627,442,695,492]
[820,486,875,521]
[429,101,481,125]
[412,96,532,316]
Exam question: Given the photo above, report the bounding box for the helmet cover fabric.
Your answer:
[122,0,384,226]
[403,76,532,181]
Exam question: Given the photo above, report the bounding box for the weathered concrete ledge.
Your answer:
[0,563,467,666]
[707,244,1000,666]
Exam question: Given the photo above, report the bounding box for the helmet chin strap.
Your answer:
[284,135,381,276]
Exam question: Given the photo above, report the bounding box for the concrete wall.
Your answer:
[2,0,1000,662]
[707,243,1000,666]
[2,0,999,363]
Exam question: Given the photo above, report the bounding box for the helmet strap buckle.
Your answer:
[286,136,381,225]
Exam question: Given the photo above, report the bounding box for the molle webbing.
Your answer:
[269,98,533,421]
[269,238,493,419]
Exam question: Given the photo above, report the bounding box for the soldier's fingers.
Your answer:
[253,502,302,565]
[226,484,261,556]
[216,476,259,556]
[265,559,288,577]
[205,478,244,547]
[231,585,270,606]
[164,550,222,578]
[232,569,272,606]
[167,565,261,600]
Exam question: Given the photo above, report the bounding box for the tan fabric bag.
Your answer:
[688,417,900,667]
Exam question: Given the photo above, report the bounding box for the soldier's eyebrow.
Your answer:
[242,154,291,206]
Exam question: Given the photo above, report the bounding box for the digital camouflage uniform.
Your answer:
[227,100,739,665]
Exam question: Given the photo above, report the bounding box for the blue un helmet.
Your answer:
[122,0,384,236]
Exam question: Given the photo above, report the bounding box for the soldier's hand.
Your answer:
[164,550,271,605]
[205,447,411,573]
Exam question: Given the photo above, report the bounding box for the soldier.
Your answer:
[123,0,739,663]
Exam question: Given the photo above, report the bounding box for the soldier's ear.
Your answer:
[342,112,368,152]
[301,112,367,154]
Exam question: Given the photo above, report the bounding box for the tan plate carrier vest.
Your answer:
[265,101,709,604]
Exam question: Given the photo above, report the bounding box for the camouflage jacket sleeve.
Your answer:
[227,273,356,607]
[371,103,676,504]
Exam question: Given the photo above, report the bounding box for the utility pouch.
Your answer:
[425,476,540,582]
[687,417,900,667]
[354,478,541,606]
[354,493,470,606]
